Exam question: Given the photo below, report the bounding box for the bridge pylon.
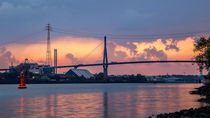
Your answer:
[103,36,108,80]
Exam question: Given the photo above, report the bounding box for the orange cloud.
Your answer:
[6,36,103,66]
[132,37,195,60]
[1,36,201,75]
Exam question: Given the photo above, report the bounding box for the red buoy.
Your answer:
[18,72,27,89]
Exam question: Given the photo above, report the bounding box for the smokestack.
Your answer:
[46,24,52,66]
[54,49,57,74]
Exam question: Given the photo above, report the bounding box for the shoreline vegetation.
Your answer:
[0,72,203,84]
[148,83,210,118]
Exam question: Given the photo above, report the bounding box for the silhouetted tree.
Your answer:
[194,37,210,78]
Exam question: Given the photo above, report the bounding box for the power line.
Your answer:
[109,29,210,37]
[53,26,208,37]
[109,34,209,40]
[52,27,105,36]
[51,26,210,39]
[0,29,45,47]
[1,25,209,47]
[51,29,104,39]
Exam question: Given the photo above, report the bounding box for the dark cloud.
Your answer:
[165,44,179,51]
[164,39,179,51]
[144,47,167,60]
[115,51,128,58]
[66,53,82,64]
[118,42,137,55]
[0,47,19,68]
[107,42,129,62]
[95,42,130,63]
[106,41,168,63]
[130,47,167,61]
[0,0,210,43]
[107,42,117,60]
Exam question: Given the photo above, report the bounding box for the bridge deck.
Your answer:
[55,60,197,68]
[0,60,199,71]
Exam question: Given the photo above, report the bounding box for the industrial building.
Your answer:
[65,69,94,79]
[9,59,54,75]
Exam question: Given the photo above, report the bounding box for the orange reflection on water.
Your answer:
[55,93,104,118]
[0,84,205,118]
[135,84,204,116]
[20,96,24,118]
[15,93,104,118]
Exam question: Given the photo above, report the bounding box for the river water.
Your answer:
[0,83,205,118]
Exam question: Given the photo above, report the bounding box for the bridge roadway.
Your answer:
[0,60,198,71]
[55,60,197,68]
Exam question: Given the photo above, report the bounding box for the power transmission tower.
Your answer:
[103,36,108,79]
[46,24,52,66]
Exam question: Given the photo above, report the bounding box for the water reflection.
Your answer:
[20,96,24,118]
[0,84,205,118]
[104,92,108,118]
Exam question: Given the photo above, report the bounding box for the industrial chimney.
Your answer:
[54,48,57,74]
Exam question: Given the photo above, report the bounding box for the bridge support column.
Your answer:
[103,36,108,80]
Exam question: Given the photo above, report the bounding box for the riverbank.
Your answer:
[149,83,210,118]
[190,83,210,103]
[149,106,210,118]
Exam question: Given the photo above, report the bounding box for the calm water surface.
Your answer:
[0,83,205,118]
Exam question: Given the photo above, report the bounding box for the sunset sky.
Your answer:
[0,0,210,75]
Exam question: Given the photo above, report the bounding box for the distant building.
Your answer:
[146,75,205,83]
[65,69,94,79]
[162,76,180,82]
[10,60,54,75]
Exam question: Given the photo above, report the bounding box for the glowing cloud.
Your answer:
[1,36,200,75]
[132,37,195,60]
[5,36,103,66]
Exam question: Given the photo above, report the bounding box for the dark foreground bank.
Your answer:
[148,83,210,118]
[149,106,210,118]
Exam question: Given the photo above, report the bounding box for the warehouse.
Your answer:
[65,69,94,79]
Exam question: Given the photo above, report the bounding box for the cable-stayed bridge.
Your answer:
[0,25,209,78]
